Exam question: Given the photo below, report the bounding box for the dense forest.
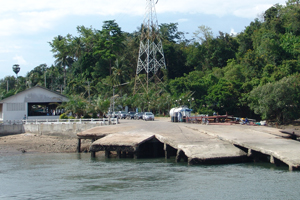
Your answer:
[1,0,300,123]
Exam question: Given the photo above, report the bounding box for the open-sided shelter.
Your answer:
[0,86,68,121]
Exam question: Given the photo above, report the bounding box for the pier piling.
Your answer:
[164,143,170,159]
[77,138,81,153]
[105,150,111,158]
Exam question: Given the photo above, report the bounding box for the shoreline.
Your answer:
[1,117,299,156]
[0,133,92,155]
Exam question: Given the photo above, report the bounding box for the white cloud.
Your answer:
[230,28,237,36]
[13,55,27,65]
[0,0,146,36]
[0,0,287,36]
[0,0,289,80]
[233,4,274,19]
[177,18,189,23]
[0,10,66,36]
[157,0,286,18]
[0,18,17,36]
[0,42,22,53]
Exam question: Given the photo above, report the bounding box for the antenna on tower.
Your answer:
[134,0,166,95]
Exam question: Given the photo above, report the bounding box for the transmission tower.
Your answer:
[134,0,166,95]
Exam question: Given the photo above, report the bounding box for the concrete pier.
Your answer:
[154,124,247,165]
[79,119,300,170]
[89,132,156,158]
[86,120,247,164]
[186,124,300,170]
[77,123,138,152]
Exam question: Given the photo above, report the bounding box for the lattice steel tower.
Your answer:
[134,0,166,94]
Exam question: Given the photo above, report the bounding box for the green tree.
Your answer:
[94,20,125,76]
[193,25,213,44]
[60,95,88,118]
[159,23,185,43]
[49,35,73,89]
[26,64,48,88]
[206,78,240,115]
[94,95,111,116]
[248,74,300,123]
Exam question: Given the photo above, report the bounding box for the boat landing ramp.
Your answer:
[77,119,300,171]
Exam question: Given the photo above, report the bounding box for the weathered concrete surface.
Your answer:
[87,120,247,164]
[150,122,247,164]
[84,119,300,168]
[184,124,300,170]
[0,124,24,135]
[279,128,300,138]
[90,132,155,152]
[24,122,105,137]
[77,123,138,139]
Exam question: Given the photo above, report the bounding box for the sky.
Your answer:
[0,0,287,80]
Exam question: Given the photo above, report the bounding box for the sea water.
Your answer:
[0,153,299,200]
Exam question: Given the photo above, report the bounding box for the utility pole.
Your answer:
[112,82,129,113]
[134,0,166,95]
[87,81,91,104]
[113,86,115,113]
[42,64,47,88]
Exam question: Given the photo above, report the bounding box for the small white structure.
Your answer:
[170,106,192,122]
[0,86,68,121]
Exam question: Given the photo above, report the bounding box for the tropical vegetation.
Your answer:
[1,1,300,124]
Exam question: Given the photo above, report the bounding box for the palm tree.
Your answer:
[47,65,63,91]
[60,95,87,118]
[49,35,73,89]
[111,59,128,83]
[110,58,130,96]
[94,95,110,116]
[72,36,84,61]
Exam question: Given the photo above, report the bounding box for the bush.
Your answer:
[248,74,300,123]
[59,113,69,119]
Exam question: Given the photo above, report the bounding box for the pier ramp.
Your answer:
[90,132,156,158]
[186,124,300,170]
[83,120,300,170]
[87,121,247,164]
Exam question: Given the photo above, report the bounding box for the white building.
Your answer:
[0,86,68,121]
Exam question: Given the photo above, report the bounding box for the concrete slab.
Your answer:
[77,123,138,139]
[90,132,155,151]
[154,124,247,164]
[86,120,247,164]
[80,119,300,169]
[184,124,300,170]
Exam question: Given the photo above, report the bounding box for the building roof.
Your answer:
[0,86,68,103]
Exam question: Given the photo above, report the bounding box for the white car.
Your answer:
[143,112,154,121]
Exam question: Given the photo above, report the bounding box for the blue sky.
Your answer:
[0,0,286,80]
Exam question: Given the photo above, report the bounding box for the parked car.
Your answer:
[127,111,135,119]
[134,112,144,120]
[143,112,154,121]
[117,111,127,119]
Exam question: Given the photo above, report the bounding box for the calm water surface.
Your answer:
[0,153,299,200]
